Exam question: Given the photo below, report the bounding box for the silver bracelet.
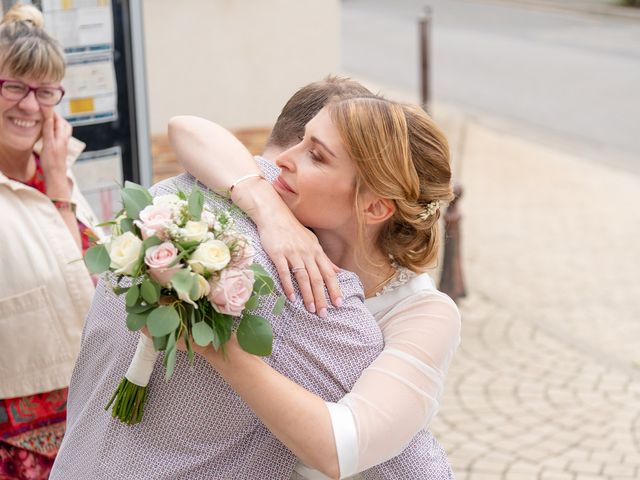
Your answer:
[229,173,264,193]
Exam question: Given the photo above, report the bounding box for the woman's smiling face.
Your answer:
[0,72,58,155]
[273,108,360,231]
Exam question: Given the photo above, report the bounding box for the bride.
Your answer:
[170,92,461,479]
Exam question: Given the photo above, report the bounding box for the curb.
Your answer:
[465,0,640,21]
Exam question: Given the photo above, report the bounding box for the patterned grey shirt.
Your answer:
[51,171,384,480]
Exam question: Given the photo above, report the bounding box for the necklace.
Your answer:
[364,267,397,299]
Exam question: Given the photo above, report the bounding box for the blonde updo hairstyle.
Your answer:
[0,3,65,82]
[327,97,454,272]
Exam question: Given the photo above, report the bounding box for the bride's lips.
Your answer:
[274,176,296,194]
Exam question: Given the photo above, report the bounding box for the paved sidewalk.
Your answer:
[429,114,640,479]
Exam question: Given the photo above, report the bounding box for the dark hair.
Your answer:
[267,75,375,149]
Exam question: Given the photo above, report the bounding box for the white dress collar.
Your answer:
[364,270,436,316]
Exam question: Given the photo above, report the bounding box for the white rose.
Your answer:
[182,220,209,243]
[107,231,143,275]
[188,239,231,274]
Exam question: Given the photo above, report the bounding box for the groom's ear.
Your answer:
[362,195,395,225]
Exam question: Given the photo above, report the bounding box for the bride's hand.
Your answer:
[257,214,342,318]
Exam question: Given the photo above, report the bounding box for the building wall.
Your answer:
[142,0,340,134]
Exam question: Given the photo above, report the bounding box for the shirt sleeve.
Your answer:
[327,290,461,477]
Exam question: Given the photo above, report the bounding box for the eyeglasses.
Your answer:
[0,79,65,106]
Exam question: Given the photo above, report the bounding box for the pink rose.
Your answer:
[231,237,255,269]
[135,204,174,240]
[145,241,181,286]
[208,268,255,317]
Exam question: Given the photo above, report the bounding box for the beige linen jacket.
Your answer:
[0,138,100,398]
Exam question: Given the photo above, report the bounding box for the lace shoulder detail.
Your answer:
[376,267,416,297]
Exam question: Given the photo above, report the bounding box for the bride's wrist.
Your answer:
[231,178,285,227]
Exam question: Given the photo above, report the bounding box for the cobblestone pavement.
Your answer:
[430,117,640,479]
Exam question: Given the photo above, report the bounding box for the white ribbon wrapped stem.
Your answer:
[125,334,160,387]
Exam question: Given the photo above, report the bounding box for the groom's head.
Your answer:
[262,75,375,159]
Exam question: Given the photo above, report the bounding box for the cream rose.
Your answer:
[108,231,143,275]
[208,268,255,317]
[188,239,231,274]
[145,242,181,286]
[182,220,210,243]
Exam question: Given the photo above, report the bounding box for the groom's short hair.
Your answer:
[266,75,374,150]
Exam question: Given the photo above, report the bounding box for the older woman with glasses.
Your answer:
[0,5,100,479]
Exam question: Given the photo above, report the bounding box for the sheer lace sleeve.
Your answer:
[328,289,461,476]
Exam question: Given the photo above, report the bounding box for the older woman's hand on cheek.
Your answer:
[40,111,73,200]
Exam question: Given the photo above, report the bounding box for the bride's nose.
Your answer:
[275,145,297,172]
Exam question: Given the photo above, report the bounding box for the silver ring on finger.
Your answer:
[291,266,306,273]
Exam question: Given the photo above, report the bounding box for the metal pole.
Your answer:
[419,6,432,113]
[439,184,466,302]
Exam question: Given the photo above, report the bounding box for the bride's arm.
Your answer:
[198,290,461,478]
[168,116,341,314]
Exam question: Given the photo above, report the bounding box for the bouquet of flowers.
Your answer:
[84,181,283,425]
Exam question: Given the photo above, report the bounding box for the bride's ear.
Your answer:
[362,196,395,225]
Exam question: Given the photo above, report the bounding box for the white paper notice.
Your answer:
[72,146,123,222]
[42,0,113,53]
[58,52,118,126]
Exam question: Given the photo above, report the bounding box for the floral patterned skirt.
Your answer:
[0,388,67,480]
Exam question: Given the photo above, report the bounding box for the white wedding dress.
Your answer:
[292,269,461,479]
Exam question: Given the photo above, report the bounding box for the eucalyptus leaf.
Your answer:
[237,314,273,356]
[124,181,153,203]
[126,302,154,314]
[120,217,135,233]
[142,236,163,251]
[171,269,196,299]
[126,311,149,331]
[164,346,177,381]
[192,321,214,347]
[244,294,258,311]
[252,274,274,296]
[113,286,129,295]
[152,334,168,351]
[272,295,286,316]
[147,306,180,337]
[121,187,151,220]
[188,184,205,220]
[184,331,195,364]
[125,284,140,308]
[165,330,177,356]
[141,278,160,304]
[84,244,110,274]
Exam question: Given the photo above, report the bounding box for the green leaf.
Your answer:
[140,278,160,304]
[237,314,273,356]
[141,235,163,251]
[120,217,135,233]
[252,274,274,296]
[171,269,196,299]
[272,295,286,316]
[152,333,168,351]
[213,312,233,347]
[147,306,180,337]
[113,286,129,295]
[124,181,153,203]
[126,302,154,314]
[126,311,149,331]
[121,187,152,220]
[184,331,195,364]
[164,346,177,381]
[125,284,140,308]
[192,321,214,347]
[244,294,259,311]
[188,184,205,220]
[84,244,111,274]
[249,263,270,277]
[165,330,177,357]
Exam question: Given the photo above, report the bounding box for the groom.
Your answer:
[51,77,448,479]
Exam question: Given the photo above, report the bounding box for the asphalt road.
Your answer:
[342,0,640,173]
